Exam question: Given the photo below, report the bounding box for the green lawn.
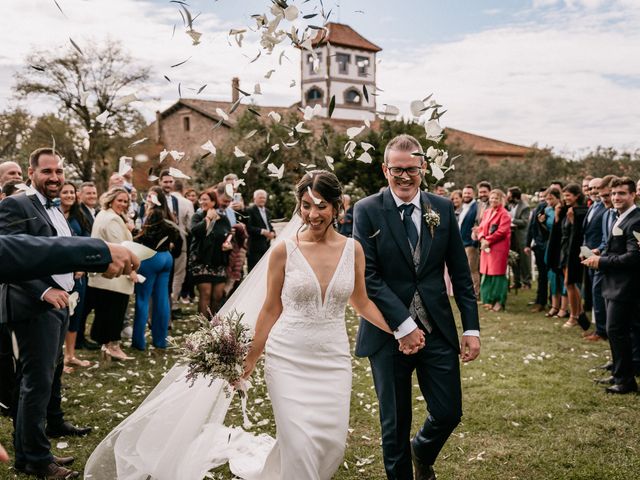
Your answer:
[1,290,638,479]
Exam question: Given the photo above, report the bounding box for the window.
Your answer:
[356,55,369,77]
[336,53,350,74]
[306,87,323,105]
[307,52,322,75]
[344,89,361,105]
[183,116,190,132]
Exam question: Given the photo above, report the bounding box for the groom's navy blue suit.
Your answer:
[354,188,479,479]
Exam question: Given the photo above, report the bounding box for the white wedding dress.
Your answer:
[85,222,355,480]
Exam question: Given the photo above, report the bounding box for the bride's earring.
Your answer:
[333,215,339,230]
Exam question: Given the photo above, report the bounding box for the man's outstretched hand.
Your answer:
[460,335,480,362]
[104,243,141,278]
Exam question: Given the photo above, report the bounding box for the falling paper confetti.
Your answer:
[201,140,217,156]
[168,167,190,179]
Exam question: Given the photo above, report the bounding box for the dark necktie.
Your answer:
[398,203,418,250]
[45,198,54,209]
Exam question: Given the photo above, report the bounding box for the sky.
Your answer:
[0,0,639,156]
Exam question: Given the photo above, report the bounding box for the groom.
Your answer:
[353,134,480,480]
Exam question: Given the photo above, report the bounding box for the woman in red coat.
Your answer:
[477,189,512,311]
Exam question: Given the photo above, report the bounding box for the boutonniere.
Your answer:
[422,203,440,237]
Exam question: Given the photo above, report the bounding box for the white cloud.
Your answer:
[0,0,638,155]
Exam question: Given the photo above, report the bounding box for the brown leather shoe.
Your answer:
[530,304,545,312]
[411,446,436,480]
[584,333,606,342]
[53,455,75,466]
[24,462,79,479]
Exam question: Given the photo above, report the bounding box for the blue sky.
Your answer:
[0,0,638,154]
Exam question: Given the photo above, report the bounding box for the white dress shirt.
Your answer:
[35,191,75,294]
[388,188,480,340]
[613,204,637,230]
[458,199,475,227]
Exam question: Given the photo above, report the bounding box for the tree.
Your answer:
[0,108,32,165]
[14,40,149,186]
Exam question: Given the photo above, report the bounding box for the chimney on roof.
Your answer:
[232,77,239,103]
[155,110,161,143]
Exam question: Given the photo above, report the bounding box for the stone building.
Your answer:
[134,22,533,185]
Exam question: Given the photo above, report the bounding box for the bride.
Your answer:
[85,170,392,480]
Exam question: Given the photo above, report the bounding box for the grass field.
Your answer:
[1,289,638,479]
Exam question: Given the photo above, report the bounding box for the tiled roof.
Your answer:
[312,22,382,52]
[445,127,532,157]
[160,99,293,126]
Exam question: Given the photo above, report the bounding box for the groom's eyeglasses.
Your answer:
[386,165,422,177]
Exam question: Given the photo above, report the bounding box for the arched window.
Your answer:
[306,87,323,105]
[344,88,361,105]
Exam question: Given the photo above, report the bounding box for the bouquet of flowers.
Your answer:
[174,309,251,394]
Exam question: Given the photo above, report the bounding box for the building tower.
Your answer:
[301,22,382,121]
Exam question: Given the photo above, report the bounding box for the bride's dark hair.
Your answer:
[294,170,344,218]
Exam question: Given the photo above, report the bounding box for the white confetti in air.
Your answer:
[95,110,109,125]
[168,167,190,179]
[254,83,262,95]
[216,108,229,121]
[267,163,284,179]
[113,93,139,108]
[368,229,381,238]
[268,111,281,123]
[264,69,275,79]
[234,146,246,158]
[159,149,169,163]
[425,120,443,140]
[357,152,373,164]
[347,126,366,139]
[149,194,162,206]
[225,183,235,198]
[325,155,335,170]
[361,142,375,152]
[201,140,216,156]
[271,144,280,152]
[410,100,426,117]
[169,150,185,162]
[243,160,252,174]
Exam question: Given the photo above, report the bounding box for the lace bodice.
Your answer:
[270,238,355,343]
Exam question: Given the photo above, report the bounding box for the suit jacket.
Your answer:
[599,208,640,302]
[245,204,274,257]
[459,200,478,248]
[582,201,606,249]
[353,188,479,357]
[0,235,111,283]
[526,201,548,249]
[0,193,65,322]
[80,203,99,231]
[509,200,530,249]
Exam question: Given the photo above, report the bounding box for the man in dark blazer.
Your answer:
[0,148,87,479]
[582,177,607,339]
[525,188,549,311]
[458,185,479,296]
[77,181,99,231]
[583,177,640,394]
[507,187,531,289]
[353,134,480,480]
[245,189,275,271]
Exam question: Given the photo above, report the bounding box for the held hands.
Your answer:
[460,335,481,362]
[566,207,574,224]
[398,327,425,355]
[43,288,69,309]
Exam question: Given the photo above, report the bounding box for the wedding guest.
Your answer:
[543,187,569,318]
[89,188,135,361]
[0,160,22,186]
[222,173,245,226]
[450,189,463,218]
[180,188,200,304]
[0,148,89,479]
[170,179,194,309]
[582,177,607,339]
[477,189,512,311]
[337,193,354,237]
[59,182,92,372]
[459,185,480,296]
[554,183,590,330]
[582,175,594,205]
[190,190,233,315]
[525,186,549,312]
[583,177,640,393]
[245,189,276,271]
[476,180,491,218]
[507,187,531,290]
[434,182,447,196]
[108,173,126,189]
[132,187,181,350]
[1,179,22,199]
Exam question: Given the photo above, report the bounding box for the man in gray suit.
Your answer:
[507,187,531,289]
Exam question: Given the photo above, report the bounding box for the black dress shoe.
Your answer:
[605,382,638,394]
[53,455,75,466]
[24,462,79,479]
[594,376,615,385]
[577,312,591,331]
[411,446,436,480]
[46,421,92,438]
